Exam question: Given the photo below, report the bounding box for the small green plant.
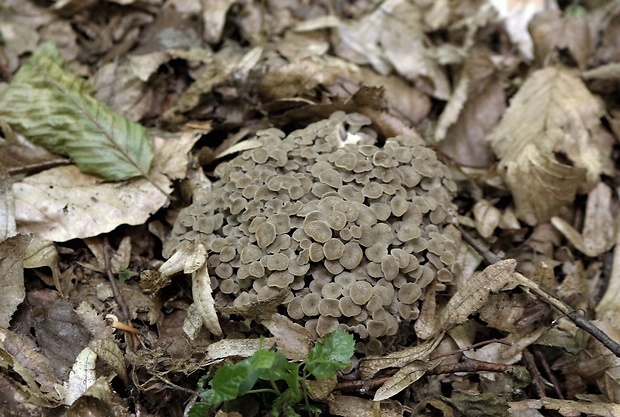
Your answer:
[189,330,355,417]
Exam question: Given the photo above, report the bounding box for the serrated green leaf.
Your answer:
[188,402,208,417]
[306,330,355,379]
[0,42,154,181]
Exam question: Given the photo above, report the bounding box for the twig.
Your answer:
[533,346,563,399]
[522,349,547,398]
[103,236,139,350]
[460,227,620,358]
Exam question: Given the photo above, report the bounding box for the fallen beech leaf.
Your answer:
[488,67,609,225]
[328,394,403,417]
[0,42,154,181]
[440,259,517,330]
[88,339,127,386]
[65,347,97,406]
[374,358,442,401]
[206,338,276,361]
[190,259,222,337]
[67,377,114,417]
[14,131,200,242]
[260,313,313,361]
[529,9,591,69]
[359,334,443,379]
[23,239,63,294]
[510,398,620,416]
[0,234,29,328]
[551,182,616,257]
[473,199,501,239]
[0,165,16,240]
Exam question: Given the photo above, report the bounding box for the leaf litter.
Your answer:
[3,1,620,416]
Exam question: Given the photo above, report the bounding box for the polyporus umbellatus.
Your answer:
[164,112,460,353]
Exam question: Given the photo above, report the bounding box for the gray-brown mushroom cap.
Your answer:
[164,112,460,351]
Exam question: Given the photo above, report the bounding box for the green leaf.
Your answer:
[305,330,355,379]
[0,42,154,181]
[206,349,277,408]
[259,351,294,382]
[187,402,208,417]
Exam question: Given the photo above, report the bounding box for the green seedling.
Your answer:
[190,330,355,417]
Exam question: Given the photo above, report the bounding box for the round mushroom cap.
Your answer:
[164,112,460,348]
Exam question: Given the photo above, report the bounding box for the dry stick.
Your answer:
[522,349,547,398]
[460,228,620,358]
[103,236,140,350]
[533,346,564,399]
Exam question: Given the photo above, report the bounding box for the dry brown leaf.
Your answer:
[88,338,127,386]
[23,239,64,295]
[0,328,60,401]
[596,222,620,324]
[510,398,620,416]
[473,199,501,239]
[67,377,116,417]
[488,67,609,225]
[334,0,450,99]
[464,328,544,365]
[551,182,616,257]
[440,259,517,331]
[359,334,443,379]
[65,347,97,405]
[437,53,505,167]
[490,0,545,59]
[0,164,16,240]
[328,394,403,417]
[259,313,313,361]
[206,338,276,361]
[529,9,591,69]
[202,0,237,44]
[374,358,442,401]
[14,131,200,242]
[190,260,222,337]
[0,234,29,328]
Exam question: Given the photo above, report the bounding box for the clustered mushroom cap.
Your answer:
[165,112,459,354]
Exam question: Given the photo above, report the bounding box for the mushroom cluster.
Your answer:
[164,112,460,353]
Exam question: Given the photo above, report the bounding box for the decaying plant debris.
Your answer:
[3,0,620,416]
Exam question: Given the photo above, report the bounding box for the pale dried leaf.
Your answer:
[191,262,222,336]
[359,334,443,379]
[202,0,237,44]
[374,358,442,401]
[335,0,450,99]
[328,395,403,417]
[0,234,29,328]
[0,165,16,240]
[214,140,263,160]
[0,328,60,401]
[490,0,545,59]
[65,347,97,406]
[529,10,591,69]
[67,377,114,417]
[206,338,276,361]
[488,67,608,225]
[440,259,517,330]
[596,222,620,322]
[23,239,63,295]
[510,398,620,416]
[89,339,127,386]
[14,131,199,242]
[260,313,313,361]
[464,328,544,364]
[551,182,615,257]
[0,341,54,406]
[182,303,203,340]
[473,199,501,239]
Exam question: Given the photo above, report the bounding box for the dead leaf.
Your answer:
[596,223,620,323]
[510,398,620,416]
[359,334,443,379]
[551,182,616,257]
[334,0,450,99]
[488,67,610,225]
[529,9,591,69]
[202,0,237,44]
[14,131,200,242]
[65,347,97,405]
[0,234,29,328]
[67,377,116,417]
[206,338,276,361]
[374,358,442,401]
[190,260,222,337]
[440,259,517,331]
[328,394,403,417]
[23,239,64,295]
[89,338,127,386]
[0,164,16,240]
[490,0,545,59]
[473,199,501,239]
[259,313,313,361]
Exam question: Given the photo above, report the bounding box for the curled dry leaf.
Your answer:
[487,67,610,225]
[551,182,616,257]
[206,338,276,361]
[359,335,443,379]
[0,164,17,240]
[14,131,200,242]
[440,259,517,331]
[328,395,403,417]
[23,240,63,294]
[529,9,591,70]
[260,313,313,361]
[373,358,442,402]
[189,261,222,337]
[88,339,127,386]
[334,0,450,99]
[0,234,29,328]
[65,347,97,406]
[597,224,620,323]
[473,199,501,239]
